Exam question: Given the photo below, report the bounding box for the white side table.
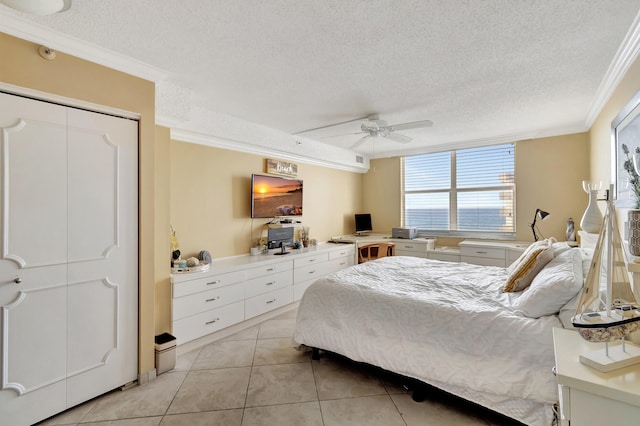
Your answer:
[553,327,640,425]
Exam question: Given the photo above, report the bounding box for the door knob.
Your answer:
[13,277,22,284]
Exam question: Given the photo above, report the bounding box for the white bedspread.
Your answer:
[293,256,562,424]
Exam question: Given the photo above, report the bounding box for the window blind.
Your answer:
[402,143,515,238]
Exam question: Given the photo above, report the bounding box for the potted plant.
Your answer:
[300,227,310,247]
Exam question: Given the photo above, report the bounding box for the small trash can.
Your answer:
[154,332,176,375]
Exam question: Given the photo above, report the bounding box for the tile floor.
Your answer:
[39,308,524,426]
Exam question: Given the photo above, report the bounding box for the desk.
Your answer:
[330,234,438,261]
[330,236,527,266]
[553,327,640,425]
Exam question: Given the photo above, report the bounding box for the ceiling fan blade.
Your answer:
[318,131,363,140]
[293,115,371,135]
[383,132,412,144]
[350,135,371,149]
[390,119,434,131]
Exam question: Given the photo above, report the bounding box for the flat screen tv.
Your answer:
[355,213,373,235]
[251,174,303,218]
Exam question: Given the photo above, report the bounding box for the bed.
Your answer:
[293,240,587,426]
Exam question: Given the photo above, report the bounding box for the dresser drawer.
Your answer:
[245,260,293,280]
[293,252,329,268]
[245,286,293,319]
[173,300,244,345]
[245,270,293,298]
[460,246,505,260]
[395,249,428,258]
[325,255,354,274]
[173,270,245,298]
[294,279,316,301]
[462,256,505,267]
[507,249,525,265]
[294,262,331,283]
[173,282,245,320]
[428,252,461,262]
[394,242,428,254]
[329,246,354,260]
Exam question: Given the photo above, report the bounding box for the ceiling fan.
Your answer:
[297,114,433,149]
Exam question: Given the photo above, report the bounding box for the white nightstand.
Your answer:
[553,327,640,425]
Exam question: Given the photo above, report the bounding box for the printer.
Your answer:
[392,227,418,239]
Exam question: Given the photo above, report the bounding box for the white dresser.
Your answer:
[171,243,354,345]
[458,240,529,267]
[553,327,640,425]
[392,238,436,258]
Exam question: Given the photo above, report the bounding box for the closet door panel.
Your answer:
[66,109,138,406]
[1,266,67,394]
[0,96,67,268]
[0,266,67,425]
[0,93,69,425]
[67,123,117,263]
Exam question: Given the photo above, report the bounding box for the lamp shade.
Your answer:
[537,209,550,221]
[531,208,551,241]
[0,0,70,15]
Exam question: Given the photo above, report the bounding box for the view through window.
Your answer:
[402,143,515,238]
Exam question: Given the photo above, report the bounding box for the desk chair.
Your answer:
[358,243,395,263]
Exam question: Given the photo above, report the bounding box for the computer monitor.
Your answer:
[267,227,294,249]
[354,213,373,235]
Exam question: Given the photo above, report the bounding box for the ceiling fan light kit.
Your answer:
[348,114,433,148]
[0,0,71,15]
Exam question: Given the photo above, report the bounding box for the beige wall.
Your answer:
[169,140,363,260]
[155,126,172,335]
[589,57,640,214]
[0,33,165,375]
[515,133,590,240]
[362,133,590,245]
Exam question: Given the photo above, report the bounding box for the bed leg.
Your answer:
[409,380,428,402]
[411,389,426,402]
[311,347,320,361]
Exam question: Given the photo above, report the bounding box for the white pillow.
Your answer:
[552,241,572,257]
[511,248,584,318]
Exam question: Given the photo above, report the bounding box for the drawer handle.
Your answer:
[340,251,346,255]
[205,296,220,302]
[205,318,220,325]
[475,251,488,254]
[266,298,276,304]
[266,281,275,286]
[308,270,316,275]
[207,280,221,285]
[266,268,274,272]
[404,245,414,249]
[308,259,316,262]
[339,261,346,266]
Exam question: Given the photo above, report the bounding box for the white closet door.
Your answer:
[0,95,69,424]
[0,92,138,425]
[65,107,138,407]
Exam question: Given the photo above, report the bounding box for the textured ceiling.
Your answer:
[2,0,640,158]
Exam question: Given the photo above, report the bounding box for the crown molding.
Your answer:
[584,9,640,128]
[0,12,169,82]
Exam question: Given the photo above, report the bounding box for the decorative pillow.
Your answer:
[511,248,584,318]
[504,238,556,292]
[552,241,572,257]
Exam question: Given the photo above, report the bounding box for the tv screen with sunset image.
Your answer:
[251,174,303,218]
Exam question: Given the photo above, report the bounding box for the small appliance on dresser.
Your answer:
[392,227,418,239]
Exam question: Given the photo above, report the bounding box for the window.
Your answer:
[402,144,515,239]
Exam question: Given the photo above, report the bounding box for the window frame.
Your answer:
[401,144,516,240]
